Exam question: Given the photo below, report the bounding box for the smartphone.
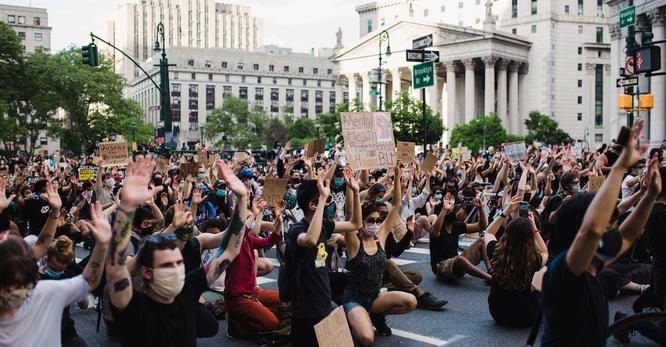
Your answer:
[519,202,529,218]
[616,126,631,147]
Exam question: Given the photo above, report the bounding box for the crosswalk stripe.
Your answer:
[404,247,430,255]
[391,258,417,266]
[256,277,276,285]
[392,329,466,346]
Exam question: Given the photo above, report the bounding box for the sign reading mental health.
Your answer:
[340,112,396,170]
[396,141,415,163]
[262,179,290,207]
[504,142,527,162]
[98,141,129,167]
[314,306,354,347]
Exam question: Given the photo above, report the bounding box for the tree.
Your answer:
[286,117,317,148]
[265,118,288,147]
[384,92,444,145]
[317,102,348,144]
[524,111,572,145]
[450,113,522,152]
[205,96,269,149]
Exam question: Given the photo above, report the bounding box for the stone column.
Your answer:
[463,58,476,122]
[347,74,357,104]
[429,72,443,116]
[648,8,666,145]
[518,63,529,136]
[508,62,519,134]
[482,56,497,116]
[609,23,623,138]
[496,60,508,128]
[335,79,344,105]
[391,69,402,100]
[445,61,458,142]
[361,72,371,109]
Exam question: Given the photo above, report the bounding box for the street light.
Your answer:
[377,30,391,111]
[153,22,172,148]
[199,124,206,146]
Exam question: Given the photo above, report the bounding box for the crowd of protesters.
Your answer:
[1,119,666,346]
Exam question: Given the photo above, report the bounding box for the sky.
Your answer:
[2,0,361,53]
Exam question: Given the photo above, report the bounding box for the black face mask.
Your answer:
[523,192,532,203]
[140,224,156,237]
[291,177,301,185]
[153,177,163,186]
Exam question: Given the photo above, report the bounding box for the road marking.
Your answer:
[264,257,281,267]
[391,258,417,266]
[256,277,276,285]
[418,237,430,243]
[392,329,467,346]
[404,247,430,255]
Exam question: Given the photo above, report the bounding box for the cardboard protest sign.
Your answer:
[504,142,527,162]
[27,176,40,185]
[396,141,415,163]
[305,138,326,159]
[179,162,199,179]
[314,306,354,347]
[78,165,95,181]
[572,142,583,157]
[262,179,290,207]
[196,150,209,164]
[156,157,170,174]
[92,156,103,166]
[233,151,251,163]
[421,152,438,173]
[98,141,129,167]
[588,176,605,193]
[340,112,396,170]
[461,147,471,161]
[208,153,220,167]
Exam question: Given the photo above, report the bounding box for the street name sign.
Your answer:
[620,5,636,28]
[412,61,434,89]
[406,49,440,63]
[412,34,433,50]
[616,77,638,88]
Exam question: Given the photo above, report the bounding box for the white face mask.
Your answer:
[362,222,380,237]
[149,264,185,299]
[105,178,115,188]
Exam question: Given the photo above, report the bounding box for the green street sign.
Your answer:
[412,61,434,90]
[370,89,380,96]
[620,5,636,28]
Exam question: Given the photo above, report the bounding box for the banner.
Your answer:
[340,112,396,170]
[304,139,327,159]
[262,179,290,207]
[504,142,527,162]
[396,141,415,163]
[314,306,354,347]
[98,141,129,167]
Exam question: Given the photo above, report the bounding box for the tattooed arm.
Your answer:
[79,203,111,291]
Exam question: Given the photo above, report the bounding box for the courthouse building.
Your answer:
[335,0,613,146]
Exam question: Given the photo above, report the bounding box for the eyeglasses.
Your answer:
[145,233,177,244]
[365,217,385,224]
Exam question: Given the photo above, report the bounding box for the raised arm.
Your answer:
[335,165,362,233]
[79,203,111,290]
[0,178,16,216]
[465,198,487,233]
[379,164,403,243]
[431,193,454,239]
[297,174,330,247]
[33,181,62,259]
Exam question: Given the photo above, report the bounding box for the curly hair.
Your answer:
[491,218,542,291]
[46,235,74,266]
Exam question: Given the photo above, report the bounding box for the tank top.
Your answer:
[343,233,387,305]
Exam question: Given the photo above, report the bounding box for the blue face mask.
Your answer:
[250,222,257,230]
[324,202,336,219]
[178,182,185,190]
[44,266,64,279]
[412,187,418,195]
[375,198,384,204]
[197,173,206,180]
[215,190,225,198]
[435,193,443,201]
[333,177,344,188]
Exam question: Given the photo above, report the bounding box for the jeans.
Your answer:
[383,259,423,296]
[225,288,282,334]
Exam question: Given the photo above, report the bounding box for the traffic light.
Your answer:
[641,31,654,45]
[634,46,661,73]
[81,44,99,67]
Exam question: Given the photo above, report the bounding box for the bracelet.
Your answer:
[500,212,507,218]
[48,210,61,219]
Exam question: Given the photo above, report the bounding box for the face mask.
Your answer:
[250,221,257,230]
[324,202,336,219]
[178,182,185,190]
[412,187,418,195]
[105,178,115,188]
[153,177,163,186]
[197,173,206,181]
[215,190,225,198]
[375,198,384,204]
[44,266,64,279]
[140,224,156,237]
[0,286,33,311]
[435,193,443,201]
[149,265,185,299]
[457,169,464,176]
[291,177,301,185]
[283,193,297,209]
[363,222,380,237]
[333,177,344,188]
[570,183,580,193]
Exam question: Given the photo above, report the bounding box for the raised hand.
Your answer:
[472,197,483,208]
[0,177,16,212]
[527,211,539,233]
[191,188,203,205]
[443,193,455,212]
[172,201,192,228]
[45,181,62,211]
[317,174,331,199]
[121,156,162,209]
[343,165,359,192]
[645,155,662,197]
[81,202,112,245]
[216,160,247,198]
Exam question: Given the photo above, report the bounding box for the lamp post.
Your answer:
[377,30,391,111]
[482,124,487,152]
[199,124,206,147]
[152,22,171,148]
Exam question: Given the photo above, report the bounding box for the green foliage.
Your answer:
[287,117,317,140]
[384,92,444,145]
[524,111,573,145]
[318,102,347,144]
[205,96,269,149]
[450,114,517,152]
[265,118,288,147]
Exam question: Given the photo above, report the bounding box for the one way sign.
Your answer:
[616,77,638,88]
[413,34,433,50]
[406,49,440,63]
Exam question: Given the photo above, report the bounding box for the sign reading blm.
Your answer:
[98,141,129,167]
[341,112,396,170]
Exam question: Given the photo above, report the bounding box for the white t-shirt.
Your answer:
[0,275,88,347]
[621,175,638,199]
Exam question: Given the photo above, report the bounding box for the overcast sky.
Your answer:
[2,0,360,53]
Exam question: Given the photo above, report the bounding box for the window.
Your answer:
[367,20,373,33]
[577,96,582,104]
[7,15,15,23]
[188,59,194,66]
[40,137,47,146]
[595,64,603,127]
[315,91,323,114]
[257,76,262,84]
[288,78,292,85]
[221,61,227,68]
[237,62,244,70]
[381,17,385,26]
[597,0,604,17]
[17,32,25,40]
[33,17,40,26]
[598,50,602,58]
[578,0,583,16]
[205,61,212,68]
[301,90,309,102]
[239,87,247,99]
[424,9,428,17]
[531,25,537,33]
[441,5,446,12]
[189,84,199,126]
[302,79,307,86]
[270,88,279,114]
[284,66,289,73]
[286,89,294,107]
[577,113,583,121]
[255,87,264,101]
[208,73,213,81]
[191,73,196,80]
[313,68,319,75]
[531,0,537,15]
[241,76,246,83]
[596,27,603,43]
[459,2,464,9]
[223,86,232,98]
[511,0,517,17]
[298,66,304,74]
[512,28,517,34]
[327,68,332,75]
[578,79,583,87]
[577,25,583,34]
[205,85,215,110]
[317,80,321,87]
[329,91,336,113]
[578,47,582,55]
[224,74,229,82]
[273,77,277,84]
[33,32,42,42]
[578,63,582,71]
[174,72,179,80]
[595,134,603,142]
[269,64,274,72]
[565,5,570,14]
[253,64,259,71]
[17,16,25,24]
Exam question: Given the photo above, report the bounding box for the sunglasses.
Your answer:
[365,216,385,225]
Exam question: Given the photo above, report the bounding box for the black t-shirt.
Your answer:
[25,197,50,236]
[182,237,202,274]
[111,267,208,347]
[647,203,666,297]
[541,252,608,346]
[488,257,542,328]
[288,218,335,320]
[429,221,467,273]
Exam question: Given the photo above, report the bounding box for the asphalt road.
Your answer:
[71,239,658,347]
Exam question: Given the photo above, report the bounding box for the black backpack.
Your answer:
[278,221,302,302]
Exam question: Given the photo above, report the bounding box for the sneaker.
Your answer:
[417,292,448,310]
[226,319,241,339]
[612,311,631,344]
[370,314,392,336]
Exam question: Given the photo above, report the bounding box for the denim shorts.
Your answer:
[342,300,373,313]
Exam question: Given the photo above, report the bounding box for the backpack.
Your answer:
[278,222,302,302]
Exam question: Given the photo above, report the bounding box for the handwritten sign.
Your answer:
[340,112,396,170]
[421,152,438,173]
[504,142,527,162]
[305,138,327,159]
[461,147,471,161]
[262,179,290,207]
[196,150,209,164]
[156,157,170,175]
[98,141,129,167]
[588,176,605,193]
[92,156,103,166]
[233,151,251,163]
[314,306,354,347]
[396,141,415,163]
[208,153,220,167]
[78,165,95,181]
[179,162,199,179]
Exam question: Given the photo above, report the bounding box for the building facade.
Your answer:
[608,0,665,147]
[352,0,612,147]
[130,46,341,146]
